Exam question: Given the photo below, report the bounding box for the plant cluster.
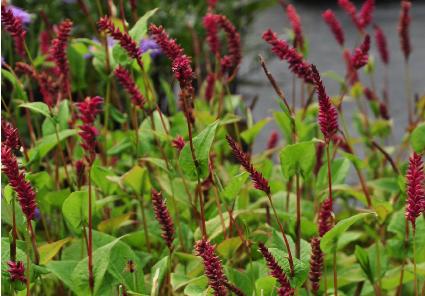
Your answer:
[1,0,425,295]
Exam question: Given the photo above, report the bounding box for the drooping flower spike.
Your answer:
[398,0,411,61]
[358,0,375,29]
[151,189,175,249]
[195,238,227,296]
[262,29,313,84]
[286,4,304,50]
[258,243,294,296]
[114,66,146,108]
[405,152,424,229]
[311,65,339,142]
[98,16,142,61]
[309,237,324,295]
[1,145,37,221]
[226,135,270,194]
[1,5,26,57]
[351,34,370,70]
[374,25,389,65]
[322,9,345,47]
[50,19,73,94]
[1,120,21,151]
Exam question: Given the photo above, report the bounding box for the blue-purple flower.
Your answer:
[140,38,162,58]
[9,5,31,25]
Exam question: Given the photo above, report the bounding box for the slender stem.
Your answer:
[295,173,301,259]
[11,198,17,262]
[54,124,72,186]
[137,192,151,252]
[27,221,40,265]
[26,252,31,296]
[333,250,338,296]
[405,61,412,124]
[413,227,418,296]
[375,237,383,296]
[266,192,295,276]
[88,168,94,293]
[326,144,333,208]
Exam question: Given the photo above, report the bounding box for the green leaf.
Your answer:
[321,213,375,253]
[151,256,169,296]
[411,123,425,153]
[268,248,308,288]
[19,102,51,118]
[217,237,242,259]
[222,172,249,202]
[179,121,219,181]
[280,141,315,179]
[240,118,270,144]
[46,261,79,294]
[62,191,95,230]
[91,165,118,195]
[129,8,158,42]
[355,245,374,283]
[28,129,77,161]
[255,276,277,296]
[316,158,351,193]
[122,165,146,194]
[38,237,72,265]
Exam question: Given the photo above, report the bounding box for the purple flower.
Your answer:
[140,38,162,58]
[9,5,31,25]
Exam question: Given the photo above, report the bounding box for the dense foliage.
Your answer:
[1,0,425,295]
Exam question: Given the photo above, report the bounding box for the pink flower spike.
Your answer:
[286,4,304,49]
[322,9,345,47]
[374,25,389,65]
[405,152,424,229]
[351,34,370,70]
[398,0,412,61]
[1,5,26,57]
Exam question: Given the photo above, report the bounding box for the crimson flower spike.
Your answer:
[203,14,220,55]
[322,9,345,47]
[1,120,21,151]
[351,34,370,70]
[205,73,216,101]
[309,237,324,295]
[171,135,185,153]
[286,4,304,50]
[195,238,227,296]
[1,145,37,221]
[311,65,339,142]
[226,135,270,194]
[398,0,411,62]
[262,29,313,84]
[374,25,389,65]
[1,5,26,57]
[151,189,175,249]
[97,16,142,61]
[50,19,73,94]
[114,66,146,109]
[7,261,26,283]
[258,243,294,296]
[267,131,279,150]
[358,0,375,29]
[318,197,333,237]
[405,152,424,229]
[76,96,103,165]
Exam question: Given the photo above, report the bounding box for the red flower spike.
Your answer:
[286,4,304,49]
[262,29,313,84]
[398,0,411,61]
[195,238,227,296]
[1,120,21,150]
[217,15,241,73]
[98,16,142,61]
[258,243,294,296]
[171,135,185,153]
[318,197,333,237]
[1,5,26,57]
[358,0,375,29]
[7,261,26,283]
[114,66,146,108]
[311,65,339,142]
[151,189,175,249]
[203,14,220,55]
[405,152,424,229]
[205,73,216,101]
[374,25,389,65]
[351,34,370,70]
[322,9,345,47]
[338,0,361,31]
[75,160,86,188]
[309,237,324,294]
[1,145,37,221]
[50,19,73,93]
[226,135,270,194]
[267,131,279,150]
[379,102,390,120]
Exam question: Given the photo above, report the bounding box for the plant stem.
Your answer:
[88,168,94,293]
[326,144,333,207]
[11,198,17,262]
[27,220,39,265]
[295,173,301,259]
[333,250,338,296]
[413,227,418,296]
[266,192,295,276]
[54,124,72,187]
[137,192,151,252]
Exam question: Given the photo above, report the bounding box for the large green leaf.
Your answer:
[280,141,315,179]
[46,261,79,294]
[240,118,270,144]
[19,102,51,118]
[222,172,249,202]
[28,129,77,161]
[321,213,375,253]
[62,191,95,230]
[179,121,219,180]
[129,8,158,42]
[410,123,425,153]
